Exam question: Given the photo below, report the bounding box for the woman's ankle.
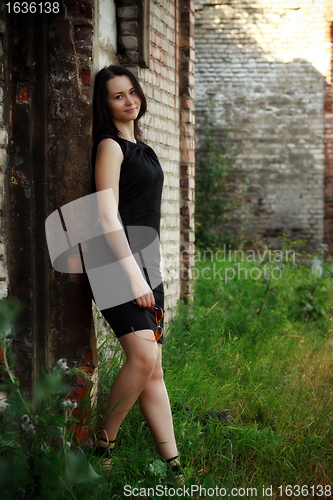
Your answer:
[165,455,181,472]
[96,429,116,449]
[166,455,180,466]
[165,455,184,483]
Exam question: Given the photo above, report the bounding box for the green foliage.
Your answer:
[0,298,104,500]
[195,110,248,249]
[87,243,333,498]
[160,245,333,494]
[1,240,333,499]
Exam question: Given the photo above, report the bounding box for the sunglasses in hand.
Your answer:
[131,300,163,342]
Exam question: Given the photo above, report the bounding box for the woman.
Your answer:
[86,65,180,474]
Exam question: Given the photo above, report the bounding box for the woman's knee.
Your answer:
[150,363,164,383]
[135,351,158,377]
[121,331,159,376]
[150,350,163,381]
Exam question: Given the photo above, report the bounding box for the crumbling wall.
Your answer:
[324,14,333,252]
[138,0,181,315]
[4,1,96,390]
[195,0,332,250]
[178,0,196,298]
[98,0,196,313]
[0,3,7,298]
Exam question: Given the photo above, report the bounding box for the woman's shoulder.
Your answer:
[95,137,124,160]
[94,137,124,172]
[97,137,122,152]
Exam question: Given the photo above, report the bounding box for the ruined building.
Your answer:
[195,0,333,251]
[0,0,195,391]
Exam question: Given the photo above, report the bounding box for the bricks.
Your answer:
[18,86,30,103]
[74,25,93,42]
[65,0,94,102]
[179,0,196,299]
[195,0,330,250]
[137,0,190,312]
[67,1,93,20]
[119,35,138,50]
[116,2,147,66]
[182,150,195,163]
[324,9,333,252]
[79,68,91,85]
[117,5,139,20]
[1,0,194,327]
[119,20,139,35]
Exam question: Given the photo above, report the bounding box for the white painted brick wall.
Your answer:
[139,0,180,324]
[92,1,179,329]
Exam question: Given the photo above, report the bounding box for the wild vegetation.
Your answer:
[1,239,332,499]
[195,114,248,250]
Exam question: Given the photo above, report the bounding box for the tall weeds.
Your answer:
[1,245,332,499]
[94,247,333,498]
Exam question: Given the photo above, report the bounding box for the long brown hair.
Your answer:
[92,65,147,143]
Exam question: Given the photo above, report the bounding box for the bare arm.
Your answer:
[94,138,155,309]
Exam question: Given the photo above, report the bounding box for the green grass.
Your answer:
[92,252,333,499]
[2,250,332,499]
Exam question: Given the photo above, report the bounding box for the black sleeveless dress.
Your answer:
[84,136,164,343]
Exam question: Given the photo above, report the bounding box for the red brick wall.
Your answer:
[67,0,94,100]
[324,21,333,253]
[179,0,195,300]
[0,1,7,298]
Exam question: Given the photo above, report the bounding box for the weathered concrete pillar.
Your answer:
[6,1,97,396]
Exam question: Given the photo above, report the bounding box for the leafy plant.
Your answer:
[195,108,248,249]
[276,237,333,320]
[0,297,104,500]
[160,247,333,493]
[1,238,333,499]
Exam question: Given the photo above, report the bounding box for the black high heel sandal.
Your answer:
[166,456,180,472]
[165,455,184,483]
[93,435,116,457]
[93,433,116,470]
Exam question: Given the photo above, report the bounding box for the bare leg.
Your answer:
[138,344,178,461]
[100,330,159,445]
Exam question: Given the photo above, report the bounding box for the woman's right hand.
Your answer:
[130,274,155,310]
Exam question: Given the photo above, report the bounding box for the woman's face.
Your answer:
[106,75,141,124]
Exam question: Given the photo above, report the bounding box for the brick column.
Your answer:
[5,1,97,404]
[324,22,333,254]
[67,0,93,100]
[0,2,8,299]
[179,0,195,301]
